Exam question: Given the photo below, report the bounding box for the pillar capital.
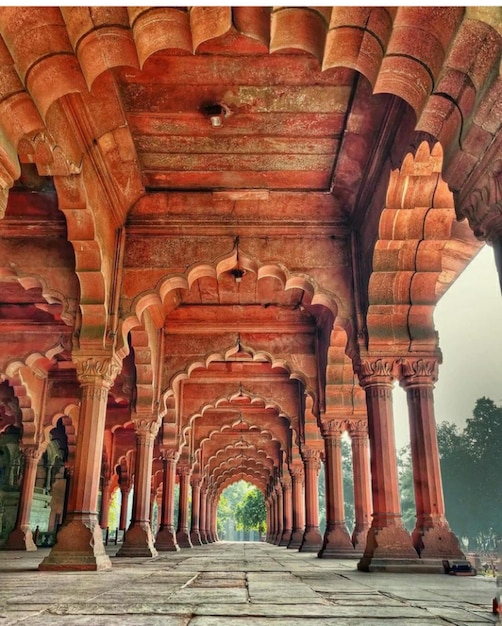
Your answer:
[281,474,292,491]
[319,418,345,441]
[399,357,439,388]
[132,414,161,438]
[160,447,180,463]
[347,418,368,438]
[74,353,122,389]
[290,465,304,482]
[356,356,399,388]
[301,447,321,468]
[20,444,42,462]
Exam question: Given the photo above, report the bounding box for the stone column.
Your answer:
[206,491,214,543]
[348,420,372,554]
[155,449,180,551]
[273,481,283,545]
[268,489,276,543]
[279,474,293,546]
[5,445,41,550]
[199,483,208,543]
[119,485,131,531]
[176,466,193,548]
[299,449,323,552]
[40,354,120,571]
[318,419,355,558]
[288,465,305,549]
[99,478,111,530]
[401,357,464,561]
[190,474,202,546]
[117,416,159,557]
[357,358,418,572]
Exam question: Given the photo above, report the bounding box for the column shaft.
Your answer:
[319,423,355,558]
[40,355,119,571]
[155,452,180,551]
[403,370,464,561]
[358,370,417,572]
[288,467,305,549]
[5,447,40,550]
[176,467,193,548]
[299,450,323,552]
[349,423,372,553]
[117,418,159,557]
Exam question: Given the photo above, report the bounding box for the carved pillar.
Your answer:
[176,465,193,548]
[273,481,283,545]
[117,416,159,557]
[267,489,276,543]
[119,485,131,531]
[99,478,111,530]
[210,492,219,541]
[288,465,305,549]
[400,358,464,561]
[5,446,41,550]
[206,491,215,543]
[357,358,418,572]
[155,449,179,551]
[299,449,323,552]
[318,419,355,558]
[199,483,208,543]
[348,420,372,554]
[40,354,120,571]
[190,474,202,546]
[279,474,293,546]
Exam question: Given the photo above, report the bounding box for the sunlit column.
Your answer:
[318,419,355,558]
[155,449,180,551]
[348,419,372,553]
[401,357,464,560]
[357,358,417,571]
[40,353,121,571]
[176,466,193,548]
[288,465,305,549]
[299,448,323,552]
[190,474,202,546]
[117,415,159,557]
[273,481,283,545]
[279,474,293,546]
[5,445,42,550]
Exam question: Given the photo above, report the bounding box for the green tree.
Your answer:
[217,480,250,537]
[438,397,502,549]
[235,486,266,532]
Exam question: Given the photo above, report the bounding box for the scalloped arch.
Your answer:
[367,141,483,353]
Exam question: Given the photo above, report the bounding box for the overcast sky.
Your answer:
[393,244,502,449]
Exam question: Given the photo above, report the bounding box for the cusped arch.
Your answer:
[366,141,483,354]
[0,267,77,327]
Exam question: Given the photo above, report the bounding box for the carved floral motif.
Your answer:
[75,355,122,387]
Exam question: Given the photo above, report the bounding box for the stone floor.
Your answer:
[0,541,499,625]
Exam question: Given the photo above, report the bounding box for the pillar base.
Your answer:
[155,526,180,551]
[39,517,111,571]
[357,525,418,572]
[413,524,465,560]
[352,525,370,555]
[190,530,202,546]
[287,528,304,549]
[279,529,292,546]
[273,530,283,545]
[116,521,158,558]
[299,526,323,552]
[4,526,37,551]
[176,529,193,549]
[318,524,357,559]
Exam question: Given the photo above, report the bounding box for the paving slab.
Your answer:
[0,541,499,625]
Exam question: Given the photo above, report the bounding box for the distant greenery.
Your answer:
[398,396,502,552]
[235,486,266,533]
[217,480,264,537]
